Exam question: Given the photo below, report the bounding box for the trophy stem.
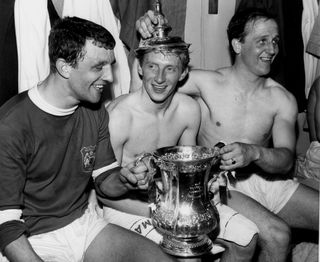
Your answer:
[160,235,213,257]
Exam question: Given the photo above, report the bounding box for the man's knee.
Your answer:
[215,234,258,262]
[260,217,291,249]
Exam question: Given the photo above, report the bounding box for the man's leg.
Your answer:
[215,234,258,262]
[209,203,259,262]
[84,223,176,262]
[228,191,291,262]
[276,184,319,230]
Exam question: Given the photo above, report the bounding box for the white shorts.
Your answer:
[0,204,108,262]
[296,141,320,181]
[103,203,258,251]
[229,173,299,214]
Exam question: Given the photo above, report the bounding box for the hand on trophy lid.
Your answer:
[136,0,168,39]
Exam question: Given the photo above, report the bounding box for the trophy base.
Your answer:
[160,235,212,257]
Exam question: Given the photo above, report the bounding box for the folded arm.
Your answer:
[3,234,43,262]
[0,210,42,262]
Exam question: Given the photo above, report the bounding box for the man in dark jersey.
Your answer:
[0,17,175,262]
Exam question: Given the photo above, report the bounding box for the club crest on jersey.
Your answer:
[81,145,96,171]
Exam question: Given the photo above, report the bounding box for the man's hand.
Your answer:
[135,10,167,39]
[219,142,259,171]
[120,161,150,191]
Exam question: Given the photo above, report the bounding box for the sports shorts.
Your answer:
[0,204,108,262]
[229,173,299,214]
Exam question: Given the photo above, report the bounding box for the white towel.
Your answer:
[62,0,131,98]
[14,0,50,93]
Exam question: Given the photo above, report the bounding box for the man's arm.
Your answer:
[178,69,205,97]
[177,95,201,146]
[95,162,149,198]
[266,86,298,173]
[0,129,41,262]
[106,98,130,164]
[3,235,43,262]
[94,158,151,217]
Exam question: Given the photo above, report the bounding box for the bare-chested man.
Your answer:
[136,7,319,262]
[98,27,259,261]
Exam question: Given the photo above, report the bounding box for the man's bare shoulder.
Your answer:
[174,92,199,106]
[266,78,298,117]
[106,93,136,130]
[266,78,296,103]
[172,93,201,116]
[107,94,131,113]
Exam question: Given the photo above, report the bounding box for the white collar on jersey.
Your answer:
[28,84,78,116]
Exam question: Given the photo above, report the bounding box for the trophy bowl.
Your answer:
[149,145,220,257]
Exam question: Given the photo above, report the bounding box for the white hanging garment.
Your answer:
[62,0,131,98]
[14,0,50,93]
[302,0,319,97]
[306,3,320,93]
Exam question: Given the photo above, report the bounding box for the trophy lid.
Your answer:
[135,0,190,56]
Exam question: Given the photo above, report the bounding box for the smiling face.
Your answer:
[235,18,279,77]
[138,51,187,103]
[67,40,115,104]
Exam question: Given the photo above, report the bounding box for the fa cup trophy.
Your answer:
[148,145,221,257]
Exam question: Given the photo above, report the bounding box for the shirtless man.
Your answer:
[102,36,200,217]
[136,7,319,262]
[99,30,259,261]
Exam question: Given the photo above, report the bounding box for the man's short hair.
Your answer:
[49,16,116,73]
[135,37,190,71]
[227,8,277,61]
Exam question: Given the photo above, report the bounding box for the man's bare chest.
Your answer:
[124,118,185,158]
[199,97,274,143]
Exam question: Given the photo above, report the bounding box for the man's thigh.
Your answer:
[227,189,284,234]
[277,184,319,230]
[215,234,258,262]
[230,174,299,213]
[84,223,175,262]
[29,204,108,262]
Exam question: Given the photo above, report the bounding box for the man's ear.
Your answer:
[179,67,189,81]
[137,63,143,77]
[231,39,241,54]
[56,59,71,78]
